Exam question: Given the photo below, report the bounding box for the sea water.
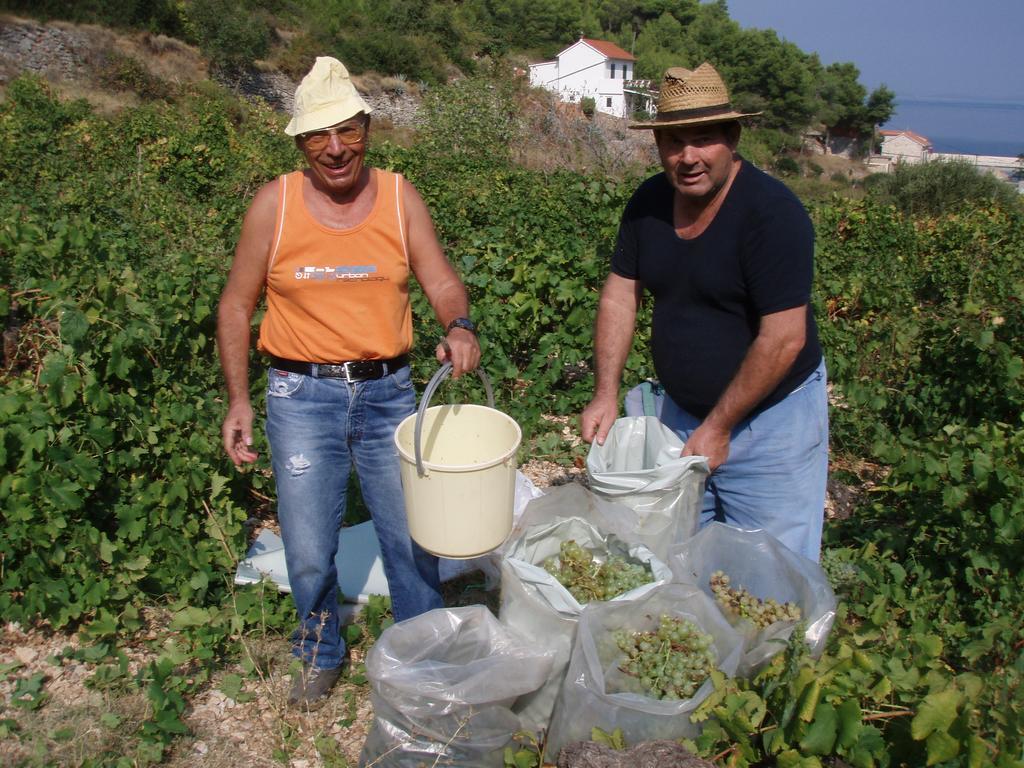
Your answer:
[883,98,1024,157]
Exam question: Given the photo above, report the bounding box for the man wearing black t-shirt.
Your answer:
[581,63,828,561]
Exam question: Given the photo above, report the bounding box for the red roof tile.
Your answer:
[580,38,635,61]
[879,129,932,146]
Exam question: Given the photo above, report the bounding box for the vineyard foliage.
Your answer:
[1,75,1023,765]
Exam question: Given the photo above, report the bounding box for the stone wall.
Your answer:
[0,17,93,81]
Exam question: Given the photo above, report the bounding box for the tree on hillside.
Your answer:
[863,85,896,132]
[598,0,698,38]
[813,61,894,141]
[720,29,817,131]
[633,12,690,79]
[477,0,583,51]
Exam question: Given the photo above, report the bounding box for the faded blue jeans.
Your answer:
[265,364,443,670]
[660,358,829,562]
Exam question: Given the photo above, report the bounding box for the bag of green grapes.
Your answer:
[667,522,837,677]
[586,417,710,561]
[543,583,744,762]
[499,502,672,734]
[360,606,555,768]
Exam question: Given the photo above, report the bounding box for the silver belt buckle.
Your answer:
[341,361,356,382]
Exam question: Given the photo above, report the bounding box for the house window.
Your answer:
[610,63,616,78]
[624,66,630,79]
[606,97,612,108]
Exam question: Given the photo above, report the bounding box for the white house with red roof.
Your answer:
[529,37,638,118]
[878,129,933,164]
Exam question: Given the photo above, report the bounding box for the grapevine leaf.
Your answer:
[98,537,114,564]
[913,634,943,659]
[776,749,822,768]
[868,675,892,702]
[836,698,863,749]
[911,688,962,740]
[170,606,212,630]
[925,729,960,765]
[799,701,838,755]
[798,678,822,722]
[591,727,626,750]
[966,734,987,768]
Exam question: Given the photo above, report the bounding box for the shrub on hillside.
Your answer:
[95,50,176,100]
[869,158,1022,216]
[773,156,799,177]
[416,75,523,166]
[738,127,800,169]
[183,0,272,72]
[335,29,448,85]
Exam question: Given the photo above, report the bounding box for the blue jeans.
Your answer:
[265,364,443,670]
[660,358,829,562]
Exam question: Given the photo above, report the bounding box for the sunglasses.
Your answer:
[300,122,367,151]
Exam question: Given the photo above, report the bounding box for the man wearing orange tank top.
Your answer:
[217,57,480,710]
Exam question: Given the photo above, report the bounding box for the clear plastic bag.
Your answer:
[359,605,554,767]
[543,583,745,761]
[667,522,837,677]
[499,507,671,732]
[586,417,709,560]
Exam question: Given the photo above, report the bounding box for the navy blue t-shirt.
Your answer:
[612,160,822,418]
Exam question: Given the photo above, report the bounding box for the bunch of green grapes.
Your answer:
[542,539,653,603]
[709,570,802,629]
[613,614,716,700]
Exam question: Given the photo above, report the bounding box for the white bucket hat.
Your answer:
[284,57,372,137]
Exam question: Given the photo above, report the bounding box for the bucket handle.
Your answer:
[414,362,495,477]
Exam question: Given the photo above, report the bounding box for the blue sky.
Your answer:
[720,0,1023,103]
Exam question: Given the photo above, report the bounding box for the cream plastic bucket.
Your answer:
[394,364,522,559]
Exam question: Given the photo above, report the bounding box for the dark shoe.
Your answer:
[287,662,344,710]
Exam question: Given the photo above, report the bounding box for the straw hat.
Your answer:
[629,62,760,130]
[284,57,372,136]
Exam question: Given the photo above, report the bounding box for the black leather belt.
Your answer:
[269,354,409,382]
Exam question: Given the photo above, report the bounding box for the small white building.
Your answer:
[529,37,637,118]
[878,129,933,164]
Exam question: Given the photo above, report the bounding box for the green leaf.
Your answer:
[911,688,962,740]
[913,634,943,659]
[11,673,48,710]
[82,610,119,639]
[925,730,960,765]
[777,750,822,768]
[169,606,212,630]
[591,727,626,750]
[61,307,89,343]
[966,734,987,768]
[98,537,115,564]
[210,473,229,498]
[798,678,822,722]
[43,481,84,511]
[799,702,838,755]
[868,675,892,702]
[836,698,863,750]
[219,673,254,703]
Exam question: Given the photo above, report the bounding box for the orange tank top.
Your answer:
[257,169,413,362]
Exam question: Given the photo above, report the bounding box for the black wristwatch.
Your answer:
[445,317,476,335]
